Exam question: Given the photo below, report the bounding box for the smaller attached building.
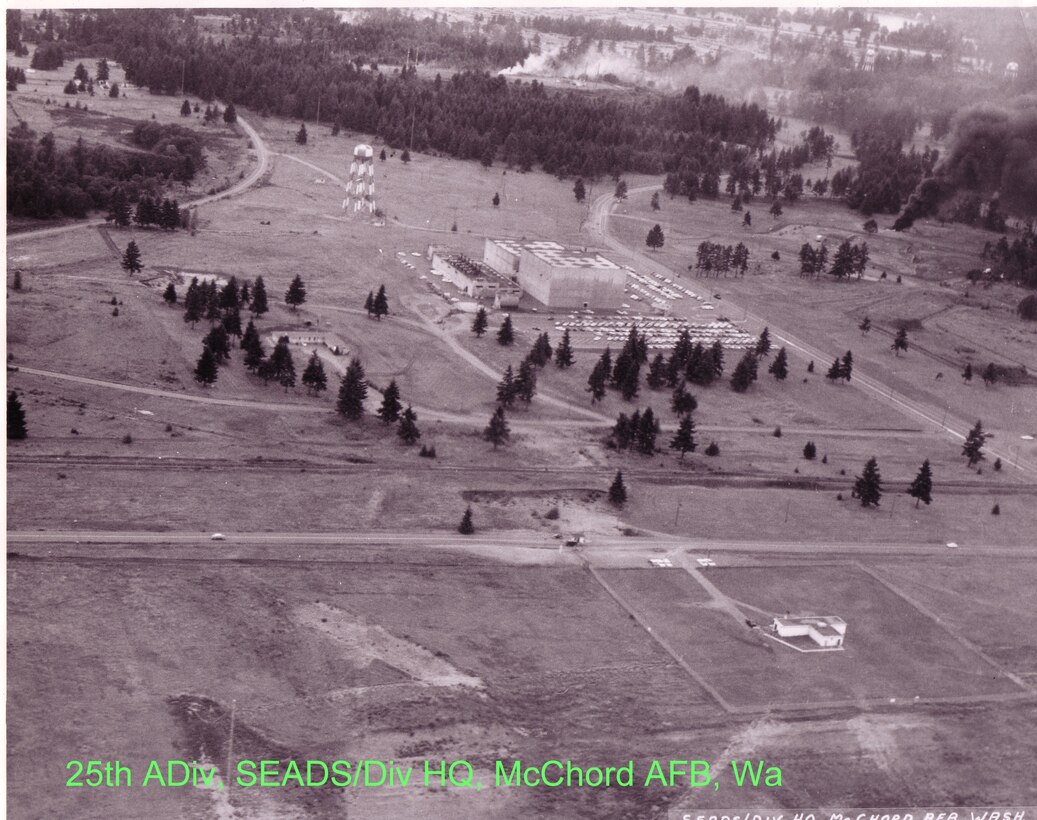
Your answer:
[429,247,522,308]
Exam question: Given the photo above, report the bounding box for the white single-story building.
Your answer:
[772,615,846,648]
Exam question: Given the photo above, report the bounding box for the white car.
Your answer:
[211,533,226,541]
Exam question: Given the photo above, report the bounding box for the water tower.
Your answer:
[343,143,376,215]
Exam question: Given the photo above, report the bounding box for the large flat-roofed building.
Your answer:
[483,239,626,309]
[428,246,522,308]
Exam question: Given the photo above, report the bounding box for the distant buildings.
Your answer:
[483,239,626,309]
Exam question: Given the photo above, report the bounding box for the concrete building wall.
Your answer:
[518,249,627,308]
[483,238,521,275]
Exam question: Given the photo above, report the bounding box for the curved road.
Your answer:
[587,186,1037,477]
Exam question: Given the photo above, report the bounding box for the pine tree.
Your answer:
[803,441,817,460]
[222,309,242,339]
[853,456,883,507]
[194,347,218,387]
[645,224,665,250]
[636,408,659,454]
[982,363,998,387]
[962,420,987,467]
[756,327,771,357]
[239,280,250,307]
[7,391,28,439]
[220,276,240,310]
[492,192,500,207]
[301,351,328,395]
[496,365,516,407]
[587,357,609,403]
[769,199,783,218]
[484,406,509,448]
[378,379,402,422]
[670,415,697,459]
[96,58,110,82]
[646,352,666,389]
[163,283,177,305]
[121,241,143,274]
[203,325,232,364]
[516,358,537,403]
[379,148,387,161]
[608,471,627,505]
[364,291,374,316]
[401,149,411,163]
[768,346,789,380]
[458,506,475,534]
[13,270,22,291]
[671,384,697,416]
[962,362,973,383]
[107,187,131,226]
[285,274,306,310]
[472,307,488,337]
[223,103,237,124]
[826,357,843,382]
[398,406,420,445]
[614,179,628,199]
[250,276,269,316]
[908,459,933,507]
[180,99,192,117]
[650,191,660,211]
[859,316,872,334]
[269,336,296,390]
[705,441,720,456]
[554,328,574,368]
[841,350,853,382]
[730,350,758,392]
[295,123,308,145]
[337,358,368,420]
[497,315,514,346]
[372,284,389,320]
[573,178,586,203]
[891,327,908,356]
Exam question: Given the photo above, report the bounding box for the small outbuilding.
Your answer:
[771,615,847,649]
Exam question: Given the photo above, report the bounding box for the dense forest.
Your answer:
[50,9,775,180]
[6,121,203,220]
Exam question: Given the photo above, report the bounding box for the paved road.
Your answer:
[7,529,1034,558]
[7,114,270,245]
[587,187,1037,476]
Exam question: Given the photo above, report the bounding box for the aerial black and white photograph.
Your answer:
[5,4,1037,818]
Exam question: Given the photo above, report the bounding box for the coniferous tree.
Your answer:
[803,441,817,460]
[496,365,516,407]
[458,506,475,534]
[364,291,374,316]
[492,192,500,207]
[194,346,218,387]
[180,99,192,117]
[841,350,854,382]
[608,470,627,505]
[891,327,909,356]
[121,241,143,274]
[730,350,758,392]
[826,357,843,382]
[223,103,237,124]
[13,270,23,291]
[636,408,659,454]
[670,414,697,459]
[401,149,411,163]
[295,123,308,145]
[107,187,131,226]
[239,280,251,307]
[859,316,872,334]
[853,456,883,507]
[203,325,232,364]
[250,276,269,316]
[163,283,177,305]
[646,352,666,389]
[962,362,973,383]
[269,336,296,390]
[285,274,307,310]
[982,363,998,387]
[484,406,509,448]
[651,191,661,211]
[908,459,933,507]
[573,178,586,203]
[554,328,574,368]
[645,224,664,250]
[516,358,537,403]
[756,327,771,357]
[378,379,402,422]
[768,346,789,380]
[705,441,720,456]
[587,357,609,403]
[671,384,697,416]
[398,406,420,445]
[96,58,110,82]
[222,308,242,338]
[7,391,28,439]
[372,284,389,319]
[472,307,488,337]
[301,351,328,395]
[962,421,988,467]
[614,179,628,199]
[337,358,368,420]
[611,413,634,451]
[497,315,514,346]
